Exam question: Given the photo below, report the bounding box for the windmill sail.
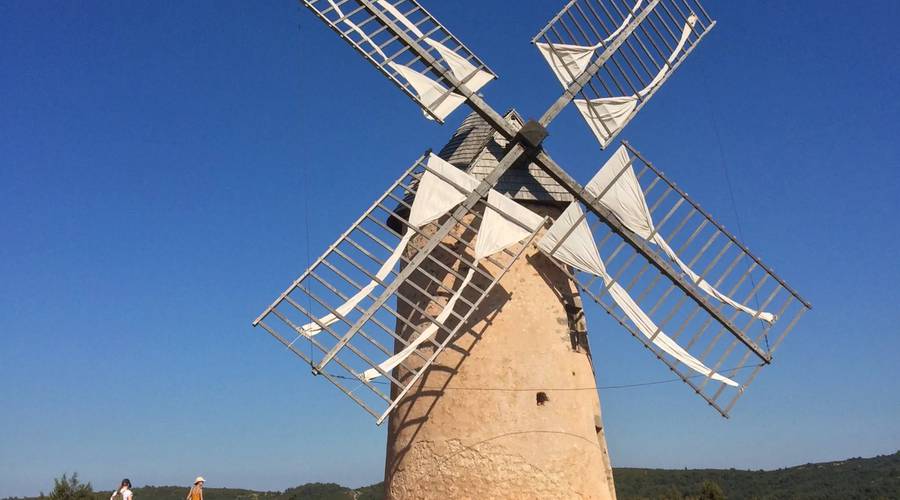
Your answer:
[387,63,468,121]
[474,190,546,259]
[535,0,645,86]
[375,0,424,37]
[423,39,495,94]
[538,202,606,277]
[584,146,776,322]
[364,190,544,381]
[536,43,597,88]
[362,265,474,381]
[573,15,697,147]
[253,153,546,423]
[300,153,479,335]
[302,0,496,122]
[539,202,737,386]
[298,231,412,337]
[534,1,714,148]
[324,0,388,59]
[536,142,809,415]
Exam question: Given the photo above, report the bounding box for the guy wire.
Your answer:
[322,363,763,391]
[700,64,770,352]
[296,19,315,369]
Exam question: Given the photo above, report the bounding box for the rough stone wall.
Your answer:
[384,205,616,500]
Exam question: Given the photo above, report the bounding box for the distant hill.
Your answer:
[614,451,900,500]
[7,451,897,500]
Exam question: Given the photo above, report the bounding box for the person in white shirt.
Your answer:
[110,479,133,500]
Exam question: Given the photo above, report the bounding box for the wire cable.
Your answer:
[319,363,763,391]
[295,19,316,368]
[699,65,770,351]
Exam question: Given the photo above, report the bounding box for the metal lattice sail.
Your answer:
[254,152,548,422]
[254,0,811,427]
[534,0,714,147]
[537,142,809,416]
[302,0,497,122]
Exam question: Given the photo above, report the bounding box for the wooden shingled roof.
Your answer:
[437,110,573,204]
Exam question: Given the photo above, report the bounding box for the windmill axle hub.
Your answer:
[516,119,549,149]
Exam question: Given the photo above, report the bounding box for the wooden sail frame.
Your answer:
[302,0,497,122]
[533,0,716,147]
[539,141,810,416]
[253,153,547,423]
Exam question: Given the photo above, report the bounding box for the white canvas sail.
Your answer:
[602,0,644,44]
[538,202,607,277]
[536,43,598,87]
[651,235,776,323]
[539,201,738,386]
[326,0,387,60]
[300,230,413,336]
[424,38,494,94]
[376,0,424,38]
[409,153,482,226]
[585,146,775,323]
[606,280,738,386]
[638,14,697,97]
[536,0,645,86]
[574,15,698,147]
[372,0,493,120]
[474,190,544,260]
[363,267,474,381]
[583,146,654,239]
[366,191,543,380]
[389,63,467,121]
[574,98,639,148]
[301,154,480,336]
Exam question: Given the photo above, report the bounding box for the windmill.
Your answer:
[252,1,811,498]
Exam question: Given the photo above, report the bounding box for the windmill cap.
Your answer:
[194,477,205,484]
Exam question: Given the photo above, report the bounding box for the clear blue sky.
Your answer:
[1,0,898,497]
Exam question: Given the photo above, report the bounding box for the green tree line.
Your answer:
[9,451,898,500]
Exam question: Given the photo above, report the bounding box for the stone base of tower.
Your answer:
[384,208,616,500]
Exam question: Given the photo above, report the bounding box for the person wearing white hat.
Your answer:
[186,477,204,500]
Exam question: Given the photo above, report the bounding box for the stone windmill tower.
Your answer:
[383,110,614,498]
[252,1,811,499]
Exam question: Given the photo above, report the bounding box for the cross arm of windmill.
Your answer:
[253,0,811,424]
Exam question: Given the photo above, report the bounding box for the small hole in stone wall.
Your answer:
[536,392,549,406]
